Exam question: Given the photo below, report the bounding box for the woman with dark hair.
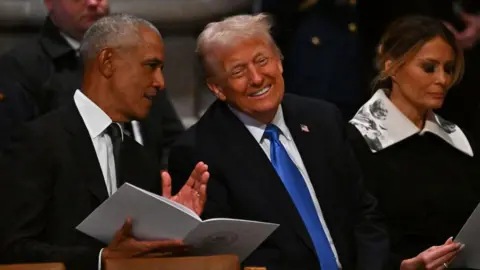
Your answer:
[348,15,480,269]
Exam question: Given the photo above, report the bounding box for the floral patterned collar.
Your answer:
[350,89,473,156]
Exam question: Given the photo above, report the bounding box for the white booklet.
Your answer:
[449,203,480,269]
[76,183,279,261]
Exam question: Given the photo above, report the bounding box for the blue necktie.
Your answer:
[264,124,337,270]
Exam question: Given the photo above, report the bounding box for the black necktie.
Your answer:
[106,123,124,188]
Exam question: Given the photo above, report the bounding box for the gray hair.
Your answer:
[196,13,282,77]
[79,13,160,62]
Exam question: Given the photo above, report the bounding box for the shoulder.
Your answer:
[283,93,341,113]
[0,35,44,64]
[282,93,345,133]
[5,105,67,146]
[0,36,48,80]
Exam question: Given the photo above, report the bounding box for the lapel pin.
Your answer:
[300,124,310,132]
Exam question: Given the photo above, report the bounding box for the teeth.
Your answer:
[250,86,270,97]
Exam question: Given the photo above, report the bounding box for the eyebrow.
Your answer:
[418,58,453,64]
[228,52,268,69]
[142,58,164,66]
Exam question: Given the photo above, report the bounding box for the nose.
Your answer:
[248,65,264,87]
[85,0,101,6]
[435,70,449,87]
[152,69,165,90]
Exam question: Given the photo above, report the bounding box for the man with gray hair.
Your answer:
[0,14,209,270]
[169,13,388,269]
[0,0,184,170]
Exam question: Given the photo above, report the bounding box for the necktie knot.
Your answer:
[107,123,123,142]
[264,124,280,142]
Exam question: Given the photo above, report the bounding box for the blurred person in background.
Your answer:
[260,0,364,120]
[349,15,479,270]
[0,0,184,168]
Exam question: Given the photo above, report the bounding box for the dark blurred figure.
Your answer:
[0,0,184,167]
[358,0,480,134]
[261,0,364,120]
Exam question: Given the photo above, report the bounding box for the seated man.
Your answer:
[0,14,208,270]
[168,14,388,270]
[0,0,184,167]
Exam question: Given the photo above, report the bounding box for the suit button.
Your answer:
[348,23,357,33]
[311,36,321,46]
[0,92,4,101]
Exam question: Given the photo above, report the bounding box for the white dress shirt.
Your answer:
[74,90,121,269]
[74,90,120,196]
[230,105,341,267]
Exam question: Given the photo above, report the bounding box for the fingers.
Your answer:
[185,162,209,190]
[444,236,453,245]
[139,239,186,252]
[161,170,172,198]
[119,217,133,237]
[427,250,457,270]
[424,243,461,269]
[110,217,133,246]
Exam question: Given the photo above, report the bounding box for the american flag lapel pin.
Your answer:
[300,124,310,132]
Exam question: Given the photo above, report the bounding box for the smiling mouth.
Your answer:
[249,85,271,97]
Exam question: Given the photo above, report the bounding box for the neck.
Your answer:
[82,74,129,123]
[389,88,427,129]
[255,112,276,125]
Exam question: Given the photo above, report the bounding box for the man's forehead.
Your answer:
[139,26,163,43]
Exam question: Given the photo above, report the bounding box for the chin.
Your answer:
[133,109,150,120]
[427,101,444,110]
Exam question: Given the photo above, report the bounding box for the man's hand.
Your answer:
[161,161,209,216]
[102,217,187,261]
[445,12,480,49]
[400,237,463,270]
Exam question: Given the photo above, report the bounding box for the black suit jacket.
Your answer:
[168,94,388,270]
[0,17,184,167]
[0,102,160,270]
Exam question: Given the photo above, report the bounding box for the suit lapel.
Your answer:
[60,102,109,203]
[121,135,160,193]
[282,97,339,250]
[211,101,315,253]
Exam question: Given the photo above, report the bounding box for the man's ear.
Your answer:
[206,79,227,101]
[97,48,115,78]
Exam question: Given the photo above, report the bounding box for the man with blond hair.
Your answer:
[169,13,388,270]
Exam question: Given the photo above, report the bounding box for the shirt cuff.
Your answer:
[98,248,104,270]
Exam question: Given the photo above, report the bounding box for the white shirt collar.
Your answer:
[350,89,473,156]
[60,32,81,51]
[74,90,113,139]
[229,104,292,143]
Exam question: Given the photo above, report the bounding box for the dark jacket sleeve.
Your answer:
[0,53,38,150]
[346,124,407,270]
[329,109,389,270]
[156,90,184,168]
[0,125,100,270]
[167,131,232,219]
